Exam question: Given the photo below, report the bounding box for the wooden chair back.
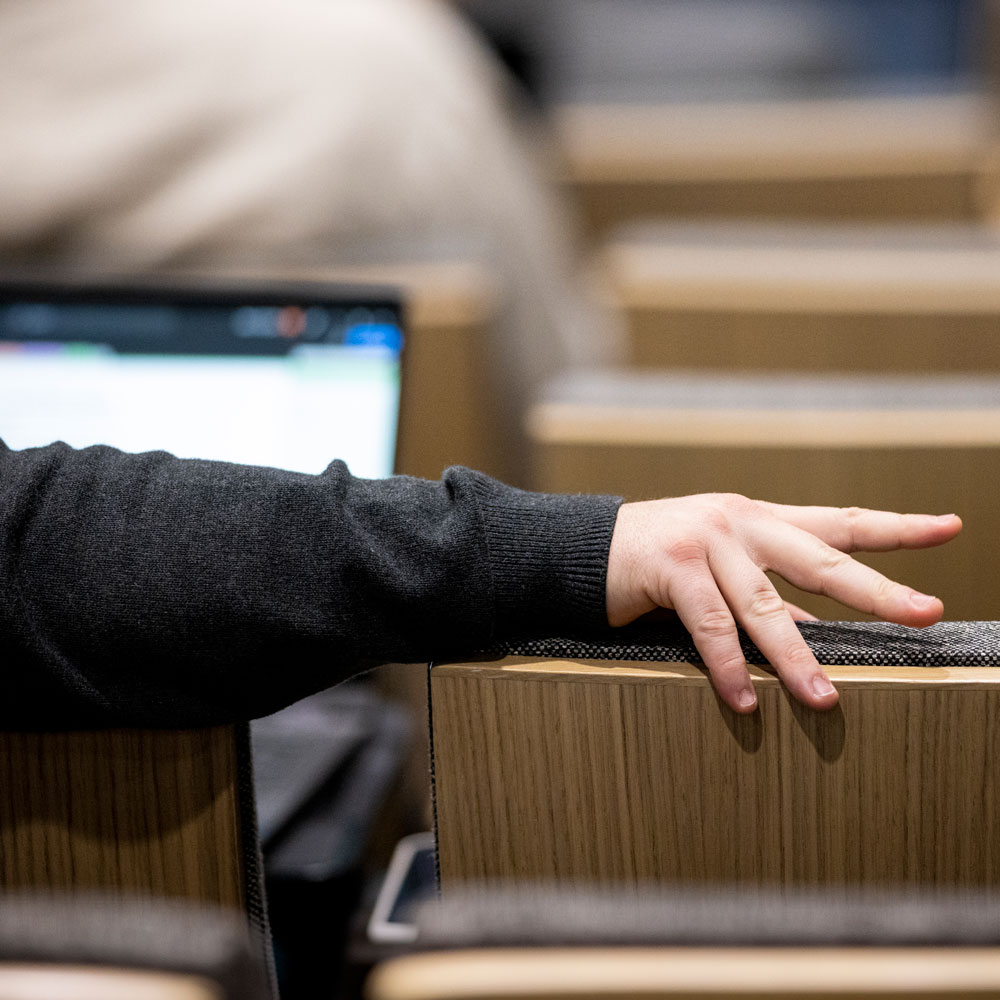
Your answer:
[430,623,1000,890]
[369,946,1000,1000]
[600,222,1000,375]
[0,964,219,1000]
[0,727,246,908]
[554,93,996,238]
[528,369,1000,621]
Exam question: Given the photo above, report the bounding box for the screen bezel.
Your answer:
[0,277,407,476]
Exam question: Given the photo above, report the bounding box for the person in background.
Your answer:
[0,0,620,484]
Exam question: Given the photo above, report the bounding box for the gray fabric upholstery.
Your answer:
[542,370,1000,411]
[235,722,278,998]
[0,894,270,1000]
[415,887,1000,949]
[485,619,1000,668]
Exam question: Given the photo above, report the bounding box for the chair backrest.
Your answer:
[601,221,1000,375]
[0,727,244,904]
[0,893,270,1000]
[372,889,1000,1000]
[528,369,1000,621]
[430,621,1000,890]
[0,725,274,994]
[554,92,995,237]
[0,965,217,1000]
[370,946,1000,1000]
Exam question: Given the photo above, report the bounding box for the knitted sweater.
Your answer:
[0,440,621,727]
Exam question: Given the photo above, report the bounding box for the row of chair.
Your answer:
[4,617,998,997]
[11,47,1000,1000]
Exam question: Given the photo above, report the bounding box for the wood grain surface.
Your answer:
[600,234,1000,375]
[0,728,244,908]
[369,947,1000,1000]
[553,94,994,236]
[528,398,1000,622]
[432,659,1000,890]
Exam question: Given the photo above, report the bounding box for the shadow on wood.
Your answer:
[0,728,244,909]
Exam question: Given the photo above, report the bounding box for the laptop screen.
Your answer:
[0,282,404,479]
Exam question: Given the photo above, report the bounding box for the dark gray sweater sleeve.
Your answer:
[0,440,621,726]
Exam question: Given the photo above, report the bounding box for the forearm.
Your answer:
[0,441,620,726]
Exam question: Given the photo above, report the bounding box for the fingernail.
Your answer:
[910,591,938,609]
[738,688,757,710]
[934,514,957,523]
[812,674,836,698]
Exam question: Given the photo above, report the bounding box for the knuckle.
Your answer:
[780,642,816,668]
[871,574,897,606]
[664,538,708,567]
[692,608,737,643]
[815,543,850,577]
[842,506,868,549]
[701,508,732,536]
[718,492,752,511]
[746,584,786,620]
[715,493,756,520]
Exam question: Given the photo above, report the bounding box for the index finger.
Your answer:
[709,543,839,711]
[756,503,962,553]
[754,517,944,628]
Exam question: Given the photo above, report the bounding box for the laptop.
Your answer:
[0,277,409,862]
[0,279,404,478]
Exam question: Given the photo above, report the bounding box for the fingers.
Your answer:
[667,565,758,713]
[668,550,833,715]
[758,502,962,553]
[606,494,962,716]
[752,517,945,627]
[707,543,838,712]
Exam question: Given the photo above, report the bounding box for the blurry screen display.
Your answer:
[0,285,404,479]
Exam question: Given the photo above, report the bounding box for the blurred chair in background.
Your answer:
[528,369,1000,621]
[555,91,997,238]
[0,726,277,994]
[0,894,270,1000]
[599,220,1000,374]
[463,1,994,237]
[369,889,1000,1000]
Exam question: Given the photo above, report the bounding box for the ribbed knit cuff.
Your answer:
[467,471,623,638]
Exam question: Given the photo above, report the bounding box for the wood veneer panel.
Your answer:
[528,393,1000,621]
[432,659,1000,890]
[554,95,993,236]
[601,233,1000,374]
[369,946,1000,1000]
[0,728,244,908]
[625,310,1000,374]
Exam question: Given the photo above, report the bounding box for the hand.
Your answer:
[605,494,962,713]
